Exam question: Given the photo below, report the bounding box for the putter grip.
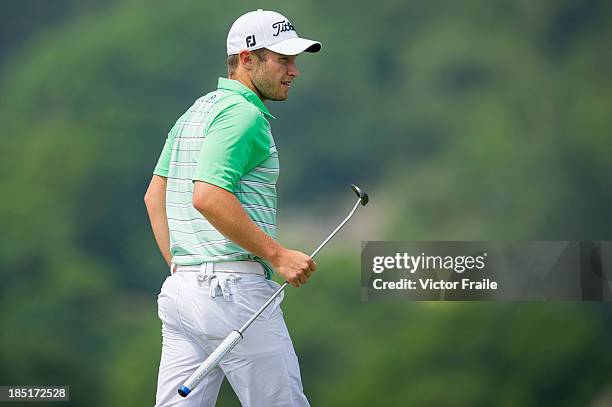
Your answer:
[178,330,243,397]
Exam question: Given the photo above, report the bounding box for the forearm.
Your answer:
[193,182,282,263]
[145,176,172,266]
[147,204,172,266]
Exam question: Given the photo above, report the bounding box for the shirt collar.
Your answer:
[217,77,276,120]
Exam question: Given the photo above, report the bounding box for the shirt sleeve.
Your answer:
[152,125,177,177]
[193,103,271,192]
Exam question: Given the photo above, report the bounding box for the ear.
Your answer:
[238,50,255,70]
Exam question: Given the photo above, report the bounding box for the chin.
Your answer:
[269,94,288,101]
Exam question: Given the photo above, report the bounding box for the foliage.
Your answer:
[0,0,611,405]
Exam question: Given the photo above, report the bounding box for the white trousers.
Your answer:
[154,262,310,407]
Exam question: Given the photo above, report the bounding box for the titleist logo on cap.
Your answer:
[226,9,321,56]
[272,20,295,37]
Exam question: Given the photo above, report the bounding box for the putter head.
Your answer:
[351,184,369,206]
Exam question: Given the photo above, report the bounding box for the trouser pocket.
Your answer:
[234,276,284,321]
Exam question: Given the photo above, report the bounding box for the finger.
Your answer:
[309,260,317,272]
[294,271,304,284]
[298,273,308,284]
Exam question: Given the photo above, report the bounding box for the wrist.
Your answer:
[267,242,284,266]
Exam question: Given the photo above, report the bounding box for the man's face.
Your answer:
[250,49,300,101]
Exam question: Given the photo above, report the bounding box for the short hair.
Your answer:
[227,49,268,77]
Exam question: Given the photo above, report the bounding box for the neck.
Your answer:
[229,71,266,102]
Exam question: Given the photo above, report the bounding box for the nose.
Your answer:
[288,61,300,78]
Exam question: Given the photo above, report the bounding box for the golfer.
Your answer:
[144,9,321,407]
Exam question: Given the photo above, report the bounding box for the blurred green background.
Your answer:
[1,0,611,405]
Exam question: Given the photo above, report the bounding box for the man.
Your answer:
[144,9,321,407]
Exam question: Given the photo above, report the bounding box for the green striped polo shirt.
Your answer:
[153,78,279,278]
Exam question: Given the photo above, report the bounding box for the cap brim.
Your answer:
[265,38,321,56]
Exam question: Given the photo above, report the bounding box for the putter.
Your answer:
[178,184,369,397]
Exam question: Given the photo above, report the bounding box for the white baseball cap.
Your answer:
[226,9,322,56]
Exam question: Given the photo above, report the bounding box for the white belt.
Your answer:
[171,261,265,276]
[171,261,264,300]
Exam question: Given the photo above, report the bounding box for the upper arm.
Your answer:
[193,103,270,192]
[192,180,237,213]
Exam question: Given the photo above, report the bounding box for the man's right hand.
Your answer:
[271,248,317,288]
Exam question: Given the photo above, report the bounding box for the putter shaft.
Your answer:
[238,198,362,334]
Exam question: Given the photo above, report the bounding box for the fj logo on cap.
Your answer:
[246,35,256,47]
[271,20,295,37]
